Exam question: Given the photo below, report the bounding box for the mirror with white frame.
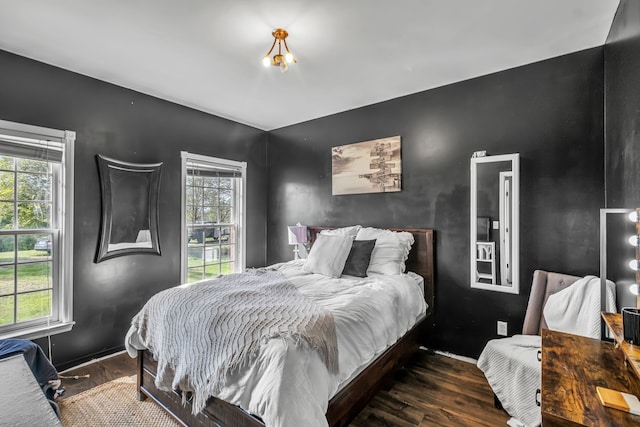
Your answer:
[470,153,520,293]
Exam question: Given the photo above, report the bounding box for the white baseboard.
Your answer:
[419,346,478,364]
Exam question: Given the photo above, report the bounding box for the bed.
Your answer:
[129,226,435,427]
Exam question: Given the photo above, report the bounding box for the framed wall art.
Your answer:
[331,135,401,195]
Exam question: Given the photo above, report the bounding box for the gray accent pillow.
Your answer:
[342,239,377,277]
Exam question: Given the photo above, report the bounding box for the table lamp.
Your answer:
[287,224,308,260]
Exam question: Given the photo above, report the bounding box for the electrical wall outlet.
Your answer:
[497,321,508,336]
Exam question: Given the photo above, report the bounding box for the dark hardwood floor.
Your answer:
[350,351,510,426]
[57,349,509,426]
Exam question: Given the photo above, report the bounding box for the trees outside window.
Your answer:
[181,152,246,284]
[0,120,74,340]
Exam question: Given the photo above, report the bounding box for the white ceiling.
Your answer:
[0,1,620,131]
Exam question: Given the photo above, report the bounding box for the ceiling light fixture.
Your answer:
[262,28,296,72]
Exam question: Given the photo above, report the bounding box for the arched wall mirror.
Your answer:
[470,153,520,293]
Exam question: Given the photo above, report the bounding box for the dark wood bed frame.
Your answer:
[137,227,435,427]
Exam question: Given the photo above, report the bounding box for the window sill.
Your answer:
[0,321,75,341]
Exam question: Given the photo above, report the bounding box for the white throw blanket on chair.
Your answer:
[543,275,616,339]
[478,275,617,427]
[477,334,542,427]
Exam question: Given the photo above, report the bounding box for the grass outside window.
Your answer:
[187,237,233,282]
[0,249,52,326]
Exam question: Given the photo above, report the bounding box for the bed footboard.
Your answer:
[138,349,263,427]
[137,314,429,427]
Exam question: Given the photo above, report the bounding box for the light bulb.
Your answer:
[285,52,294,63]
[262,56,271,67]
[630,235,640,247]
[630,284,640,296]
[629,259,639,271]
[629,211,639,223]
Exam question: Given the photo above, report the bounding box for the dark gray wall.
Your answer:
[605,0,640,208]
[0,50,268,369]
[267,48,605,358]
[0,27,619,364]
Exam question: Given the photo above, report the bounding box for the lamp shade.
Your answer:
[287,225,308,245]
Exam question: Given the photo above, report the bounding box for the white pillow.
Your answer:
[303,234,355,278]
[320,225,362,239]
[355,227,414,275]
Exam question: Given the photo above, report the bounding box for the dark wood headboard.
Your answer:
[308,227,435,317]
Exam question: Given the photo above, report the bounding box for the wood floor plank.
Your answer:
[363,390,425,425]
[402,365,496,405]
[58,351,137,399]
[386,381,507,427]
[350,351,510,426]
[56,349,510,426]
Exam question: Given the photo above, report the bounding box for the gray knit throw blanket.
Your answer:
[131,268,339,414]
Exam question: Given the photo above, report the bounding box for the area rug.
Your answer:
[58,376,180,426]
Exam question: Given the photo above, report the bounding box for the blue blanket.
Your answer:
[0,339,59,399]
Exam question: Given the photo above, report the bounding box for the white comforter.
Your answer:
[125,260,427,427]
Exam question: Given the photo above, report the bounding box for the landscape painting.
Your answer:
[332,136,402,195]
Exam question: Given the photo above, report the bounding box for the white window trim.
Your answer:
[180,151,246,283]
[0,119,75,340]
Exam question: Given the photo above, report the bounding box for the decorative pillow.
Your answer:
[303,234,355,278]
[355,227,414,275]
[319,225,362,240]
[342,239,377,277]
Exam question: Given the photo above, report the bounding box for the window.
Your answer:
[0,119,74,339]
[181,152,246,283]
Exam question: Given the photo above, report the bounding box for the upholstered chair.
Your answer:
[477,270,581,426]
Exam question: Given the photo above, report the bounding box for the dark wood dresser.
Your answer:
[541,328,640,426]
